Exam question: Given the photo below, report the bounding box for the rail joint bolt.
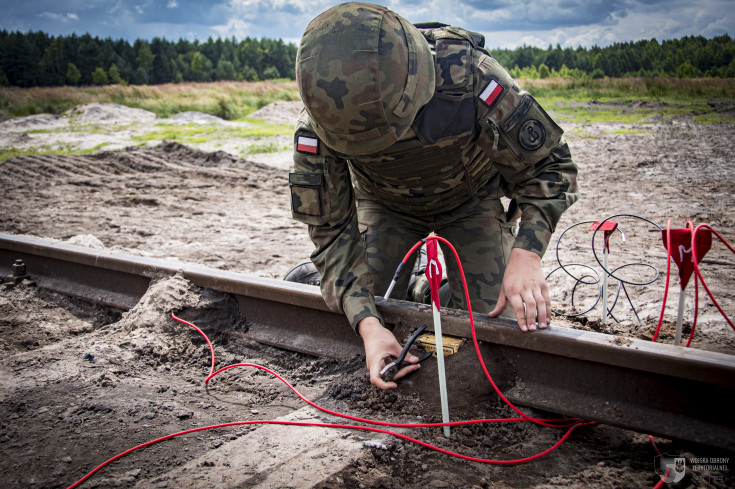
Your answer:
[5,259,34,287]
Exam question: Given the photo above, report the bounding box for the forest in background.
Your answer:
[0,32,297,87]
[0,30,734,88]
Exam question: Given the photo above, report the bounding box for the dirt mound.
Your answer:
[66,102,157,124]
[137,140,241,167]
[66,234,107,249]
[248,100,303,123]
[167,111,226,124]
[0,113,68,131]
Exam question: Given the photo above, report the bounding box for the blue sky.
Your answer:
[1,0,733,49]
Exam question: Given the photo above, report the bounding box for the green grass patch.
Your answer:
[242,142,291,155]
[562,125,650,141]
[523,77,735,102]
[611,127,648,135]
[22,121,140,135]
[545,98,732,125]
[1,81,300,120]
[0,143,107,162]
[130,120,292,145]
[693,111,735,124]
[521,77,734,125]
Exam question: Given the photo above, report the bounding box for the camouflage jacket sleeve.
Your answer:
[289,109,381,331]
[475,53,579,257]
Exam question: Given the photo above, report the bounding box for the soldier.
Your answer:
[289,2,579,390]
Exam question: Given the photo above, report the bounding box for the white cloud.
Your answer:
[211,18,254,39]
[39,12,80,23]
[229,0,313,9]
[461,0,735,48]
[6,0,734,47]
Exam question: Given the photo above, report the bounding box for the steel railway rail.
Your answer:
[2,232,734,451]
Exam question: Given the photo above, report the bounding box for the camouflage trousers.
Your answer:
[356,174,515,315]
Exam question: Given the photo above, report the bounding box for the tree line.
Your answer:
[1,30,733,88]
[0,31,297,87]
[492,34,735,80]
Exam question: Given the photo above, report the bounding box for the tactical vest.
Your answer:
[347,24,497,217]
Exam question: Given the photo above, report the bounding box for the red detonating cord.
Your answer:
[66,235,595,489]
[653,467,671,489]
[692,223,735,332]
[64,311,593,489]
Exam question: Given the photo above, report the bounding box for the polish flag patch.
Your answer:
[296,135,319,154]
[479,79,503,108]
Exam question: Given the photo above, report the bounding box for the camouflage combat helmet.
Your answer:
[296,2,435,156]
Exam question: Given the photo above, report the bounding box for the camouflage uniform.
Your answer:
[290,3,578,330]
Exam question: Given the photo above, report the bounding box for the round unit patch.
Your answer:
[518,119,546,151]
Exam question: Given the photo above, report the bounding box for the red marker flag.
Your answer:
[590,221,618,252]
[662,228,712,289]
[425,239,443,311]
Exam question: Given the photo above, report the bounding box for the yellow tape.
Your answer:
[416,333,463,356]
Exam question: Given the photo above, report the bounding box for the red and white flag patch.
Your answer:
[296,135,319,154]
[479,79,503,108]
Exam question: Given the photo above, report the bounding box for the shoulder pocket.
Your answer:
[289,171,328,225]
[501,94,562,164]
[486,92,563,166]
[435,39,472,90]
[475,56,562,167]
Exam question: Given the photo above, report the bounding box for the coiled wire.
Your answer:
[546,215,662,324]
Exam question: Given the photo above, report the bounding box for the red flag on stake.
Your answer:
[590,221,619,252]
[424,236,450,437]
[662,228,712,289]
[425,238,443,311]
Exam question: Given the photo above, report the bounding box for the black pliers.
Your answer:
[379,324,433,382]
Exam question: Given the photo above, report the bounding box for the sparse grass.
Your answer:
[520,77,735,125]
[562,125,650,142]
[0,81,300,121]
[0,143,107,162]
[242,142,291,155]
[693,111,735,124]
[2,78,732,161]
[130,120,292,145]
[521,77,735,101]
[3,78,732,126]
[611,127,648,135]
[552,100,734,125]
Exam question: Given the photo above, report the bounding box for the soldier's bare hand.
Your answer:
[357,316,420,390]
[488,248,551,332]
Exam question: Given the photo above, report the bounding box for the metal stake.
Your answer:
[675,286,686,346]
[426,238,450,437]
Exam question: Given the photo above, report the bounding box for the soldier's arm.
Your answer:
[475,55,579,257]
[289,112,382,331]
[500,142,578,257]
[475,54,578,330]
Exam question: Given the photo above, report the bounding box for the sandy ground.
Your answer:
[1,101,734,488]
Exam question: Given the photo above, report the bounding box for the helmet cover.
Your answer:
[296,2,435,155]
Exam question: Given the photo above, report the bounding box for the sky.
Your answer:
[1,0,733,49]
